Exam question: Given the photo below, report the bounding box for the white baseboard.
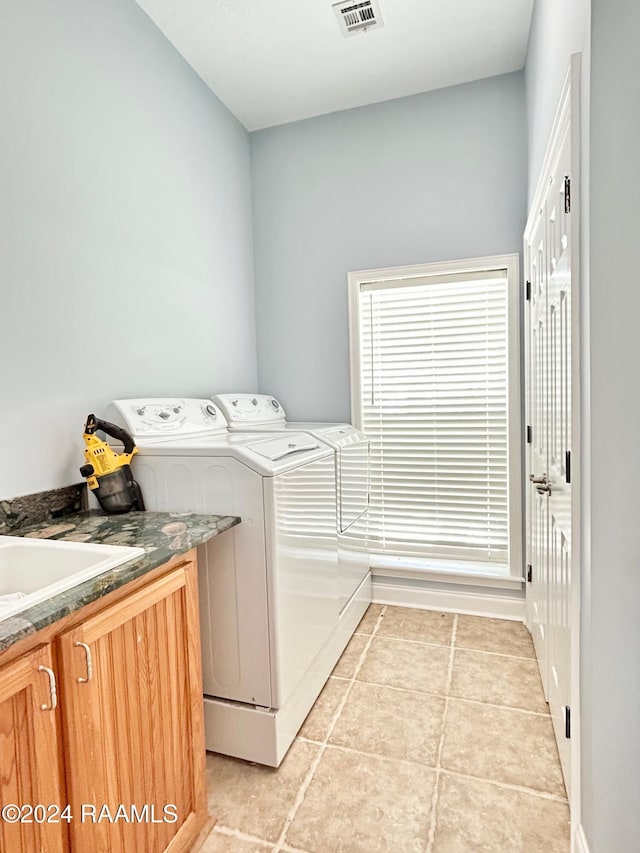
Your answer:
[574,824,589,853]
[371,577,526,620]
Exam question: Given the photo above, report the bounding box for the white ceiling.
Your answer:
[135,0,534,131]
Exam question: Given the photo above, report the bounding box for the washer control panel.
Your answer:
[212,393,287,428]
[107,398,228,439]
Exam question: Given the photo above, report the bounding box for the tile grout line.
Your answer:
[280,843,316,853]
[447,695,550,718]
[357,630,537,662]
[295,735,439,767]
[453,647,538,662]
[346,677,552,718]
[210,823,278,848]
[273,606,387,853]
[425,613,458,853]
[291,739,569,804]
[441,768,570,803]
[211,821,316,853]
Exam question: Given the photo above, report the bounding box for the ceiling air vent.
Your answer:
[333,0,384,36]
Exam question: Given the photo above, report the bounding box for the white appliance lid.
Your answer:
[288,422,367,447]
[107,398,228,441]
[246,433,320,461]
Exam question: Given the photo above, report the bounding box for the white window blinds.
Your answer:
[357,269,510,569]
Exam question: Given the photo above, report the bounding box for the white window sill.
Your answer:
[369,555,525,590]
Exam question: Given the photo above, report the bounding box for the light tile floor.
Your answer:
[201,605,570,853]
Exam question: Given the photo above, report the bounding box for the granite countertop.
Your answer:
[0,509,240,654]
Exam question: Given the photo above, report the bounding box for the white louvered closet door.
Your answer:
[357,270,512,572]
[525,59,578,800]
[527,206,550,695]
[546,133,572,792]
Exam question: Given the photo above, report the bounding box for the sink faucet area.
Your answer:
[0,536,145,620]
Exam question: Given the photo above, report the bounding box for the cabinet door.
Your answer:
[58,560,207,853]
[0,645,67,853]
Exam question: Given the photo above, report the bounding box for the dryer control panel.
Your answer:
[213,393,287,429]
[106,398,228,441]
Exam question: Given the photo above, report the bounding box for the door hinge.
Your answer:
[527,564,532,583]
[565,449,571,484]
[525,280,531,301]
[564,176,571,213]
[565,705,571,739]
[526,425,532,444]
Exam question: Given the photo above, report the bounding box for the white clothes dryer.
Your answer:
[106,398,369,766]
[212,393,371,612]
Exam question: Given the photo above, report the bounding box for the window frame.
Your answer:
[348,254,523,584]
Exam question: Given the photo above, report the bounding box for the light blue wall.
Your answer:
[586,2,640,849]
[250,72,527,422]
[525,0,590,202]
[0,0,257,497]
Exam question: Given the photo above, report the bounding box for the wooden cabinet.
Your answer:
[0,645,67,853]
[59,562,206,853]
[0,551,209,853]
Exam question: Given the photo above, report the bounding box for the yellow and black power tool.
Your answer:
[79,414,145,514]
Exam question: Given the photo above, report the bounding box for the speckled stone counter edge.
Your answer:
[0,509,240,654]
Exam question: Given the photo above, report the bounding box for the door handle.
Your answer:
[535,482,552,495]
[75,641,93,683]
[529,473,549,485]
[38,665,58,711]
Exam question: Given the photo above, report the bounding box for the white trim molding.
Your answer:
[574,823,590,853]
[371,575,526,621]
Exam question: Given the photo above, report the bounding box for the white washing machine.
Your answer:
[212,393,371,612]
[106,398,370,766]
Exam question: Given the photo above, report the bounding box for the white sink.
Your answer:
[0,535,145,620]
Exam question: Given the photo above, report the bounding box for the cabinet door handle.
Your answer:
[75,641,93,683]
[38,665,58,711]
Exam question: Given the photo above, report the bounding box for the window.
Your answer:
[348,255,521,580]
